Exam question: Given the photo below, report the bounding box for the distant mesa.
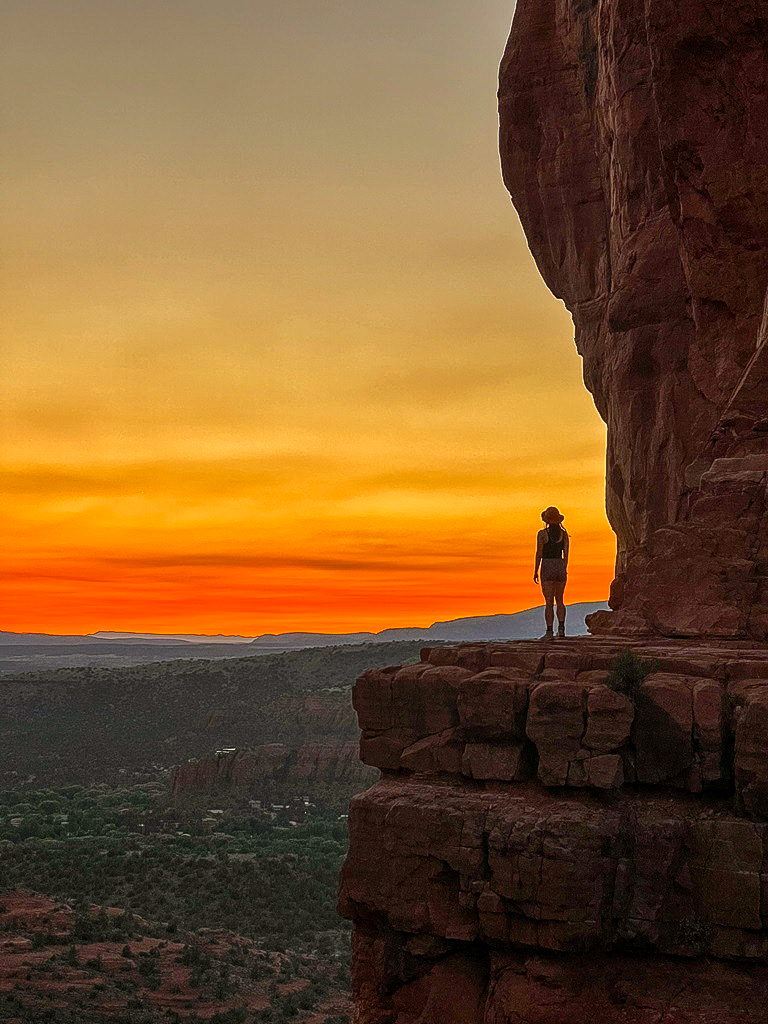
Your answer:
[92,606,609,645]
[243,603,606,646]
[92,630,255,644]
[0,602,607,656]
[0,630,191,647]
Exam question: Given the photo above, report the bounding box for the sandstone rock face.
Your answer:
[169,687,377,798]
[170,743,288,797]
[353,638,768,799]
[340,639,768,1022]
[499,0,768,638]
[170,739,375,799]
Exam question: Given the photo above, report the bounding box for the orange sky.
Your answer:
[0,1,615,635]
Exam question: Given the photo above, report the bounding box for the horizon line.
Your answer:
[1,599,609,642]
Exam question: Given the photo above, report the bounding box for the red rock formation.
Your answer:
[170,687,377,798]
[339,640,768,1021]
[341,5,768,1015]
[171,740,375,798]
[170,743,290,797]
[499,0,768,638]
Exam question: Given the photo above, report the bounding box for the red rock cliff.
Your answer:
[338,8,768,1015]
[339,639,768,1022]
[500,0,768,637]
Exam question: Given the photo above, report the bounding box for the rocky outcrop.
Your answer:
[171,741,376,799]
[339,639,768,1022]
[499,0,768,638]
[351,638,768,803]
[339,4,768,1017]
[171,744,289,797]
[348,928,768,1024]
[340,2,768,1013]
[169,686,378,798]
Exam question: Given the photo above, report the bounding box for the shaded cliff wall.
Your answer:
[499,0,768,637]
[339,639,768,1022]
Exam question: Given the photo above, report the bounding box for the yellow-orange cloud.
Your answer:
[0,0,614,635]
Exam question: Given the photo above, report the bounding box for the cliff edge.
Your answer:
[339,638,768,1022]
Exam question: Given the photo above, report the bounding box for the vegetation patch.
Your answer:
[604,651,658,703]
[0,641,423,787]
[0,783,352,1022]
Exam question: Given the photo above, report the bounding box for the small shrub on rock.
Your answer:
[605,651,657,702]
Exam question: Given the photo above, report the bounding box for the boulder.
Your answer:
[582,685,634,753]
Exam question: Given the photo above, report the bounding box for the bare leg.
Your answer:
[542,582,556,634]
[555,581,566,635]
[555,581,566,624]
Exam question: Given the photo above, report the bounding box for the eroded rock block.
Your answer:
[462,742,532,782]
[500,0,768,639]
[353,666,397,731]
[389,663,472,737]
[488,646,544,675]
[359,727,417,772]
[583,686,634,753]
[586,754,624,789]
[457,670,529,740]
[735,688,768,818]
[526,682,585,786]
[633,675,693,784]
[527,682,630,789]
[401,729,464,775]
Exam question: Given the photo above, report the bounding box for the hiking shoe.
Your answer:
[556,626,566,639]
[539,629,554,640]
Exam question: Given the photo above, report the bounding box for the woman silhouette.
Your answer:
[533,506,569,639]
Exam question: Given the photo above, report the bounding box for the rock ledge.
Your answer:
[340,638,768,1022]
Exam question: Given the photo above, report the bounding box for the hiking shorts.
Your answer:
[540,558,567,583]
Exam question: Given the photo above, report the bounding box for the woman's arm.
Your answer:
[563,531,569,570]
[534,530,544,582]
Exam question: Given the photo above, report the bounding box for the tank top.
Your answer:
[542,525,565,559]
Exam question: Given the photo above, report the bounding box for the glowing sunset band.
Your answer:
[1,1,615,634]
[2,452,614,634]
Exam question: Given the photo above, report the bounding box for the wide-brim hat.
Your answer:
[542,506,565,524]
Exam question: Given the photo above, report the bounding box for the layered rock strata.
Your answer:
[171,740,375,799]
[499,0,768,637]
[339,639,768,1022]
[169,687,377,798]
